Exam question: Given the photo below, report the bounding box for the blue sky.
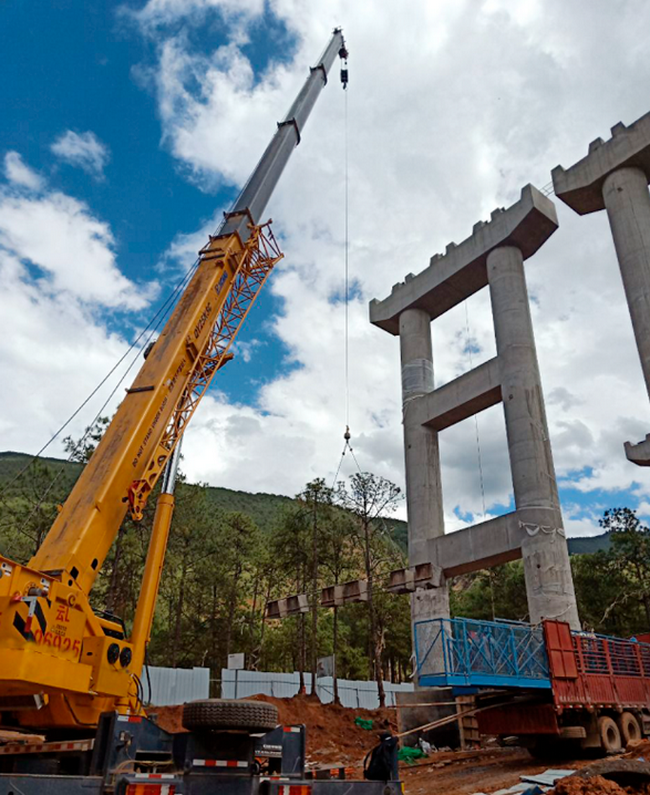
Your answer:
[0,0,292,404]
[2,0,650,535]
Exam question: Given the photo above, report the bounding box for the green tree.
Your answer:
[295,479,334,695]
[63,416,110,463]
[320,510,359,702]
[337,472,401,707]
[600,507,650,628]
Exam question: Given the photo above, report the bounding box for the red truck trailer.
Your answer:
[414,616,650,756]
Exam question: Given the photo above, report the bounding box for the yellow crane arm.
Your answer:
[30,220,281,596]
[0,28,347,731]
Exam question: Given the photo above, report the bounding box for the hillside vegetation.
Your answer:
[0,450,647,701]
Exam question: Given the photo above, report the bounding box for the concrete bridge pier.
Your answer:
[487,245,579,628]
[553,112,650,465]
[399,308,450,655]
[370,184,581,643]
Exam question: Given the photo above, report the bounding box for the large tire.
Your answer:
[182,699,279,733]
[528,738,562,760]
[618,711,642,745]
[599,716,623,754]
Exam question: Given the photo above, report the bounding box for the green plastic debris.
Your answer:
[397,747,426,764]
[354,717,374,730]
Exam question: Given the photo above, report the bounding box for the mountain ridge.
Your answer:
[0,451,609,555]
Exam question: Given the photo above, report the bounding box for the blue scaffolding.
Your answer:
[414,616,551,689]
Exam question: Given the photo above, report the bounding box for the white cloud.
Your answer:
[6,1,650,542]
[4,152,44,191]
[51,131,110,179]
[0,157,158,454]
[134,0,650,536]
[0,187,152,309]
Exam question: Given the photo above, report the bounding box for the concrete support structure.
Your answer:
[370,185,580,642]
[552,111,650,465]
[399,308,450,643]
[487,246,579,627]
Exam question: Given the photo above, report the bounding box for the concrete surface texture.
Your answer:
[553,110,650,465]
[398,307,451,654]
[370,184,580,633]
[487,244,579,628]
[369,184,558,334]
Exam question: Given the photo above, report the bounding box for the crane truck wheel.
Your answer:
[182,699,279,733]
[598,716,623,754]
[617,712,642,745]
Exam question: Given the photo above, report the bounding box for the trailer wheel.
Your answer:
[618,712,642,745]
[182,699,279,733]
[599,716,623,754]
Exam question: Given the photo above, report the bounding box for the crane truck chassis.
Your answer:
[0,699,401,794]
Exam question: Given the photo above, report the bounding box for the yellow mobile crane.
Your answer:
[0,29,348,733]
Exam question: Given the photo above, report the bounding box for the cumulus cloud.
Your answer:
[129,0,650,536]
[0,155,157,453]
[4,0,649,537]
[51,130,110,179]
[0,186,151,309]
[4,152,45,191]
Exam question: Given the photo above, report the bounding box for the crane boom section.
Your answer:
[30,226,280,595]
[28,28,346,596]
[0,29,346,731]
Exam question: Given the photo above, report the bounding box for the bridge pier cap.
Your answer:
[552,110,650,465]
[369,184,558,336]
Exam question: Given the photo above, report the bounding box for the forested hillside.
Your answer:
[1,450,648,700]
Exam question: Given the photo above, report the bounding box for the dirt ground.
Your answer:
[552,778,650,794]
[150,696,650,794]
[152,693,396,769]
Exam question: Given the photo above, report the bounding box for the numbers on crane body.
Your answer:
[32,628,81,656]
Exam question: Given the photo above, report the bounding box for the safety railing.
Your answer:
[574,631,650,678]
[414,617,551,689]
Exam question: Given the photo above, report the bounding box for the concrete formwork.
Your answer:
[552,110,650,466]
[370,185,580,655]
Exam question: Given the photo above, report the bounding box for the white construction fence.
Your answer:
[143,665,210,706]
[221,669,414,709]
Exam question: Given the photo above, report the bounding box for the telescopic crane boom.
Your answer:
[0,28,347,732]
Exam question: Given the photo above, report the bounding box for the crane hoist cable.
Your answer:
[464,301,486,519]
[2,257,202,538]
[331,45,363,489]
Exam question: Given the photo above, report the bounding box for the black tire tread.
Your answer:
[182,699,278,732]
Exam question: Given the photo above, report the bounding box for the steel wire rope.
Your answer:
[331,69,361,491]
[9,258,202,539]
[1,258,200,504]
[464,302,487,520]
[344,83,350,429]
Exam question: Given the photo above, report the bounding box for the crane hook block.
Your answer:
[340,66,348,88]
[344,425,351,442]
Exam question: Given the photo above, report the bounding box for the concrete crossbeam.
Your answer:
[625,434,650,466]
[369,185,558,335]
[427,511,525,577]
[426,508,569,579]
[410,357,502,431]
[552,111,650,214]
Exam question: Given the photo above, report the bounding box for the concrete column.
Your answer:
[603,167,650,401]
[487,246,580,629]
[399,308,445,561]
[399,308,450,667]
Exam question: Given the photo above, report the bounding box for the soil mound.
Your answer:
[552,775,650,794]
[149,693,396,769]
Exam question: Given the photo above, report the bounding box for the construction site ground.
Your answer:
[151,694,650,793]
